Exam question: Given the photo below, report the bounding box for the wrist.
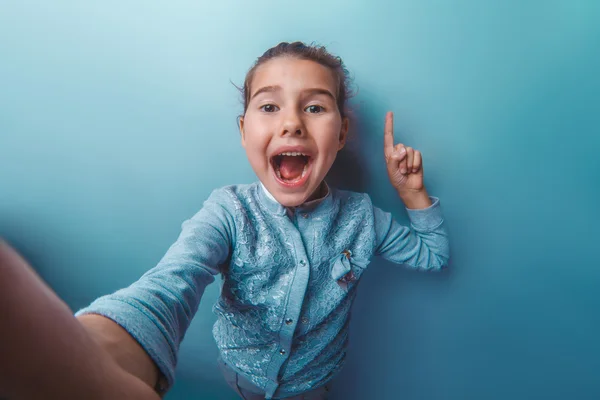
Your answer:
[397,188,431,209]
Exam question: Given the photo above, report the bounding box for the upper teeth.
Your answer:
[279,152,307,156]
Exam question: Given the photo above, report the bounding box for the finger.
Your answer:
[392,144,408,174]
[405,147,414,173]
[413,150,422,173]
[387,145,406,169]
[384,112,394,157]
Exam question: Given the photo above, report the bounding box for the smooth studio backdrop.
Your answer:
[1,1,599,399]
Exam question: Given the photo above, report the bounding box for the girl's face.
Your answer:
[239,57,349,207]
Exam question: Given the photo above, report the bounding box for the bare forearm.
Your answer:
[398,188,432,210]
[0,241,159,400]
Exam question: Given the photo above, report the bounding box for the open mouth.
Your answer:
[270,151,312,186]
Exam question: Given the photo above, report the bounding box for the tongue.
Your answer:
[279,156,306,180]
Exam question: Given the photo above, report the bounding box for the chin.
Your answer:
[260,157,324,207]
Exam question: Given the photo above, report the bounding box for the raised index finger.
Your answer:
[384,111,394,155]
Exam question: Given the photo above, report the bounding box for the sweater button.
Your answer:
[285,318,293,325]
[280,349,286,355]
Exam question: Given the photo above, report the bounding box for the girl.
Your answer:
[0,42,449,400]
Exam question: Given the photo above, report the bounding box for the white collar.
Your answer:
[259,181,330,209]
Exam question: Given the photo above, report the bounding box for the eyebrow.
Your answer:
[250,85,336,102]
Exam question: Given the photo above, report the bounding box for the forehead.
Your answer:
[250,57,337,97]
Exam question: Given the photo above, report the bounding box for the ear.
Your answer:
[239,116,246,147]
[337,117,349,151]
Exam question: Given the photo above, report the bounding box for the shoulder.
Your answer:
[182,183,260,237]
[330,186,375,210]
[203,182,260,209]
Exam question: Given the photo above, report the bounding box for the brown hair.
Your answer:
[240,41,353,118]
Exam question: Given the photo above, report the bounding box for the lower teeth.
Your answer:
[275,163,308,182]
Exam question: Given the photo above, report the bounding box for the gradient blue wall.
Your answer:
[1,1,599,399]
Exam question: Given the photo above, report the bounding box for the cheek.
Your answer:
[243,133,269,166]
[316,136,342,169]
[308,115,341,137]
[244,116,271,142]
[244,112,271,131]
[320,121,343,148]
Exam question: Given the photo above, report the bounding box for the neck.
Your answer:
[259,181,328,208]
[304,181,326,203]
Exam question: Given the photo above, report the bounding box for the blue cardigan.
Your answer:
[75,182,450,399]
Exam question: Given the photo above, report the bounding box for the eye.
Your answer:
[260,104,279,113]
[305,105,324,114]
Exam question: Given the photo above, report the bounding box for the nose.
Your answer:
[280,108,304,137]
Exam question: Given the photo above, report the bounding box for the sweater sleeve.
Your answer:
[373,196,450,270]
[74,188,235,393]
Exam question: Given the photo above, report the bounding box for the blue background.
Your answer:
[1,1,599,399]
